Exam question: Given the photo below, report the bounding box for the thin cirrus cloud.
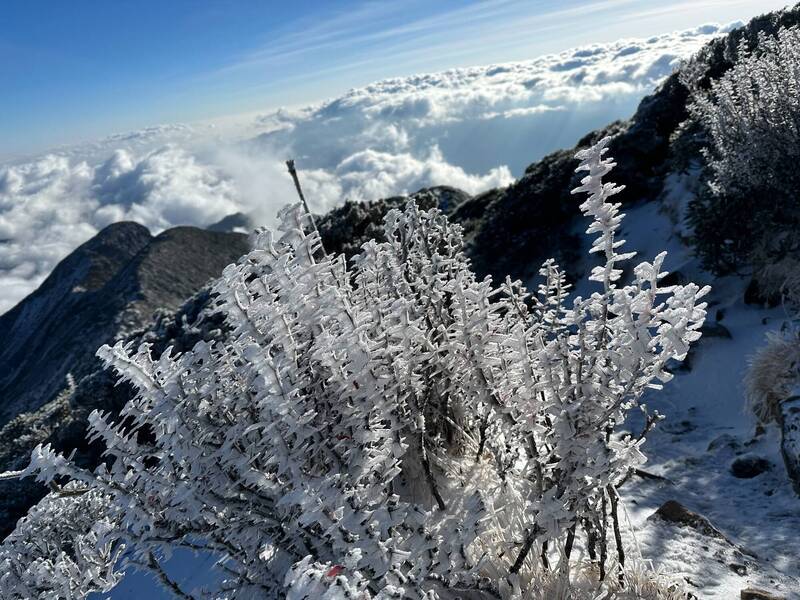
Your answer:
[198,0,785,112]
[217,1,674,74]
[0,23,732,315]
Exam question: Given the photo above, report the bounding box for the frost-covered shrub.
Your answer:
[0,138,708,599]
[686,26,800,274]
[745,330,800,424]
[0,483,122,599]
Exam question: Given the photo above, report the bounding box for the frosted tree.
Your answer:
[0,137,707,599]
[686,25,800,275]
[687,24,800,447]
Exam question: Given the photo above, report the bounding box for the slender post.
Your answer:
[285,159,327,256]
[607,484,625,585]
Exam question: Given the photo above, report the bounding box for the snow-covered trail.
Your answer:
[626,296,800,598]
[601,194,800,598]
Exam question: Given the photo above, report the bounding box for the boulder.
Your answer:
[779,396,800,495]
[741,588,785,600]
[730,455,772,479]
[649,500,726,540]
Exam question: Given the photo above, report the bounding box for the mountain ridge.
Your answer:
[0,222,249,428]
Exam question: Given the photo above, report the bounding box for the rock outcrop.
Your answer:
[0,224,249,428]
[0,224,249,537]
[779,396,800,495]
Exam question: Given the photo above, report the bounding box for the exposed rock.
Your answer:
[316,190,444,263]
[453,144,588,282]
[0,222,151,427]
[700,322,733,339]
[207,212,254,233]
[0,224,249,428]
[419,185,471,213]
[730,455,772,479]
[779,396,800,495]
[729,562,748,576]
[741,588,786,600]
[649,500,726,540]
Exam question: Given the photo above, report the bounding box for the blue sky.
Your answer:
[0,0,790,157]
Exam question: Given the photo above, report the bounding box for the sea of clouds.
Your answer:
[0,23,738,314]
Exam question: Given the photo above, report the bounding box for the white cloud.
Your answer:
[0,24,729,314]
[246,23,725,176]
[0,147,239,313]
[91,146,240,230]
[334,146,513,202]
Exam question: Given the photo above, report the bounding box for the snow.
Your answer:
[522,163,800,598]
[589,184,800,598]
[91,550,222,600]
[625,296,800,598]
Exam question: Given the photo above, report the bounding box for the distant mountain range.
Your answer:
[0,221,250,428]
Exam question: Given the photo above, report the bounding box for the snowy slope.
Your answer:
[520,165,800,598]
[605,187,800,599]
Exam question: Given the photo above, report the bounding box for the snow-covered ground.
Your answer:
[603,188,800,599]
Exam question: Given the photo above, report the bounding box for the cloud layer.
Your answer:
[0,23,735,314]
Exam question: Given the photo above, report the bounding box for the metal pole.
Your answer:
[285,159,328,257]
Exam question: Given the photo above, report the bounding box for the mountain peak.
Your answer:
[0,223,248,428]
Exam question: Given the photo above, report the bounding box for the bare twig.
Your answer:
[141,551,198,600]
[420,433,446,511]
[599,495,608,581]
[475,411,490,462]
[510,525,540,575]
[540,538,550,570]
[0,469,24,481]
[583,517,598,562]
[607,485,625,585]
[564,522,577,561]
